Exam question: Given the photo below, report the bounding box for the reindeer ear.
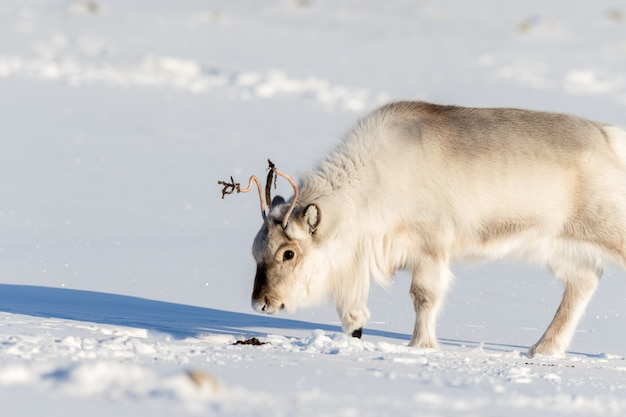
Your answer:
[304,204,319,234]
[272,195,285,206]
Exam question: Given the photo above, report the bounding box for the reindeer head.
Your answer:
[219,160,324,314]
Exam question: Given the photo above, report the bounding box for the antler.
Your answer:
[272,166,299,229]
[218,160,299,228]
[218,175,267,221]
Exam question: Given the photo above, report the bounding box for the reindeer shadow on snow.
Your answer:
[0,284,331,339]
[0,283,528,353]
[0,283,611,357]
[0,283,403,341]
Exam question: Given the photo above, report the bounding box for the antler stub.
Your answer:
[218,176,239,199]
[218,160,300,228]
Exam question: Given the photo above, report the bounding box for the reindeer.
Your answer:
[219,101,626,357]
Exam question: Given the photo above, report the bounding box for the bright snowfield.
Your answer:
[2,1,626,416]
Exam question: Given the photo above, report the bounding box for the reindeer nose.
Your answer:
[251,297,283,315]
[251,298,265,313]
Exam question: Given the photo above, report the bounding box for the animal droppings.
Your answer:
[232,337,268,346]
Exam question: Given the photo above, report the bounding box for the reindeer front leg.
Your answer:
[338,305,370,339]
[409,256,453,348]
[335,275,371,338]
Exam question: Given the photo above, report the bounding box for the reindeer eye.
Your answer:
[283,250,295,261]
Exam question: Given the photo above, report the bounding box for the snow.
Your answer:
[2,0,626,415]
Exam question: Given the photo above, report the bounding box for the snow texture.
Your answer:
[2,0,626,416]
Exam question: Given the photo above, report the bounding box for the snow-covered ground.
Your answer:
[2,0,626,415]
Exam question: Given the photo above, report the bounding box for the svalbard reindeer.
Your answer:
[219,101,626,357]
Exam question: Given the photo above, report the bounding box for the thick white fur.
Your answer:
[251,101,626,357]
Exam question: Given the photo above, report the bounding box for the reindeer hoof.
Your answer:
[351,328,363,339]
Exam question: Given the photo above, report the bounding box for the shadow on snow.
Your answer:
[0,284,407,342]
[0,284,566,356]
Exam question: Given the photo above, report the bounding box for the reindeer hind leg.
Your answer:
[529,245,603,357]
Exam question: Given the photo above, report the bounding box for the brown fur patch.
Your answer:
[478,219,533,243]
